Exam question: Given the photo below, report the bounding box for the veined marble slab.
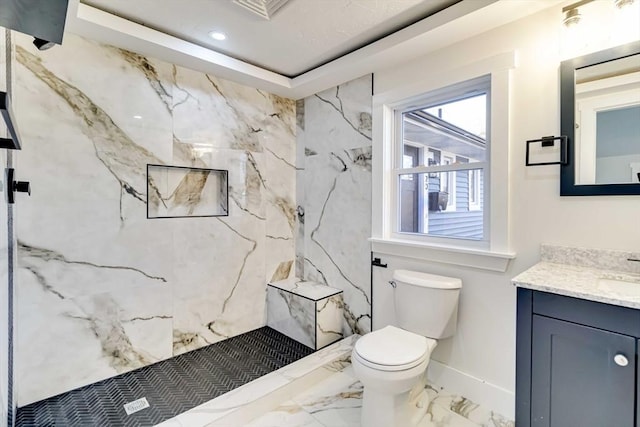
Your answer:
[172,333,514,427]
[155,335,357,427]
[299,75,373,337]
[0,30,12,422]
[316,295,343,349]
[12,31,296,405]
[512,261,640,309]
[267,280,343,349]
[243,366,514,427]
[267,285,316,348]
[270,279,343,301]
[147,164,228,218]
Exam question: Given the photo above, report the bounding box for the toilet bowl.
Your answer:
[352,325,437,427]
[352,270,462,427]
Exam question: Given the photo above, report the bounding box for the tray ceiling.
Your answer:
[81,0,459,77]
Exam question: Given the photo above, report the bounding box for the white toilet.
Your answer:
[351,269,462,427]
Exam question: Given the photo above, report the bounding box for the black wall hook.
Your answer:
[371,257,387,268]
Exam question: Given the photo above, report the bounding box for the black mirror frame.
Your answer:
[560,40,640,196]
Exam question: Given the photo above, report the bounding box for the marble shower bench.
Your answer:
[267,279,344,350]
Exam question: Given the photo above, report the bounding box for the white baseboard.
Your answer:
[427,360,514,420]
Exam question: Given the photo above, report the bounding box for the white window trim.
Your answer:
[371,51,517,272]
[469,169,481,211]
[441,152,457,212]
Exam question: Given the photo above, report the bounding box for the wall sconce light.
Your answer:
[562,0,592,28]
[563,0,636,27]
[563,7,582,27]
[614,0,636,8]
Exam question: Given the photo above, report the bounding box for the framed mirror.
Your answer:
[560,41,640,196]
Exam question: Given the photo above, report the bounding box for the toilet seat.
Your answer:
[354,326,434,372]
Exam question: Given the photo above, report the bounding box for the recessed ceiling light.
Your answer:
[208,31,227,41]
[133,115,143,119]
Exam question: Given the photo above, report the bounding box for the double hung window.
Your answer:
[395,75,490,242]
[372,52,516,271]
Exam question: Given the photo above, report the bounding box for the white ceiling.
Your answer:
[81,0,460,77]
[63,0,564,99]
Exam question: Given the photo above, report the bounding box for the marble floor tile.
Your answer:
[163,335,513,427]
[245,351,513,427]
[292,368,362,427]
[425,386,515,427]
[243,402,324,427]
[248,367,513,427]
[425,404,479,427]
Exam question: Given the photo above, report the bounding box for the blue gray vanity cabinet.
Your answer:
[516,288,640,427]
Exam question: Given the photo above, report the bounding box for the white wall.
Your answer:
[372,3,640,417]
[597,154,640,184]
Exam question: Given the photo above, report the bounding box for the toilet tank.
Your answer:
[393,270,461,339]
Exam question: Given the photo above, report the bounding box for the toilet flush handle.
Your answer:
[388,280,396,288]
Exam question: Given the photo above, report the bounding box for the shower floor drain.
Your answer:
[123,397,150,415]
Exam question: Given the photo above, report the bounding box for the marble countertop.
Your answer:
[512,261,640,309]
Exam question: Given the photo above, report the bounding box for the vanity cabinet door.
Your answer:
[531,315,636,427]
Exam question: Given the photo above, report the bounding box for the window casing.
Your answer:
[371,51,516,271]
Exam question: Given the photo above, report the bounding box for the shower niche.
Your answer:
[147,164,229,219]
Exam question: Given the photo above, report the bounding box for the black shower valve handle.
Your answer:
[14,180,31,196]
[4,168,31,204]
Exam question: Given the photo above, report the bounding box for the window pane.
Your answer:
[401,145,419,181]
[424,94,487,139]
[402,94,488,167]
[398,169,484,240]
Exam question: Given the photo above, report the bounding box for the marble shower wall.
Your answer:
[297,75,373,335]
[12,32,296,406]
[0,29,12,424]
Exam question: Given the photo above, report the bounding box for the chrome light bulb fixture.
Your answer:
[561,0,590,28]
[563,0,637,28]
[563,8,582,27]
[614,0,636,8]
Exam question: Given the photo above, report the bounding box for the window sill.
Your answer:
[369,238,516,272]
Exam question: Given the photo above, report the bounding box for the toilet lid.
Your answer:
[355,326,429,368]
